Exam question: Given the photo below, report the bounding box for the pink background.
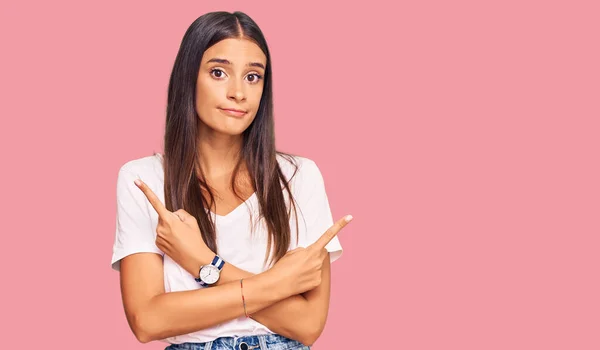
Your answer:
[2,0,599,349]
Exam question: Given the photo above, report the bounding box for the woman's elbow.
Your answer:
[131,311,158,344]
[299,323,325,347]
[134,331,153,344]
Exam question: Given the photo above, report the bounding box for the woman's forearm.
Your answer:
[179,252,318,344]
[136,271,287,343]
[214,263,316,344]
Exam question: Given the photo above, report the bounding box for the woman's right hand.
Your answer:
[134,178,214,276]
[269,215,353,296]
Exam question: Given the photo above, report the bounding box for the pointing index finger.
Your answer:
[310,215,353,251]
[134,178,170,218]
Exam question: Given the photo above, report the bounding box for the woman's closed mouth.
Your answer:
[219,108,247,118]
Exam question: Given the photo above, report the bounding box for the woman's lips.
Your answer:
[219,108,247,118]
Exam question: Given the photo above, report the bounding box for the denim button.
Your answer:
[239,342,249,350]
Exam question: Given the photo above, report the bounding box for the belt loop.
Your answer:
[258,335,267,349]
[204,340,213,350]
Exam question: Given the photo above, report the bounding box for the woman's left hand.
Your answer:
[134,178,214,276]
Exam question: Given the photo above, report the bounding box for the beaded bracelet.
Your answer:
[240,278,250,318]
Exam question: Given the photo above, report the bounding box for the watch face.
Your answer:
[199,264,220,284]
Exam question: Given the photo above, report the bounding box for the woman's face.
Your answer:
[195,38,267,136]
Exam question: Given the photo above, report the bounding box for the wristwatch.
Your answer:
[195,255,225,287]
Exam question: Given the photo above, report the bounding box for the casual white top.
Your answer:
[110,153,343,344]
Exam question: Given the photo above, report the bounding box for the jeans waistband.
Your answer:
[164,333,309,350]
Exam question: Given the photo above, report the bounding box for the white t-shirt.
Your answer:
[111,153,343,344]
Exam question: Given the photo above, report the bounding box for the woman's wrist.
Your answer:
[259,268,293,300]
[182,248,215,277]
[242,271,290,314]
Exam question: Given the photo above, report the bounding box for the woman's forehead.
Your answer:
[203,38,266,67]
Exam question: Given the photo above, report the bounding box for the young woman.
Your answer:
[110,11,353,350]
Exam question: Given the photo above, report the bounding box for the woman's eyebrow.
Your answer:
[206,58,265,69]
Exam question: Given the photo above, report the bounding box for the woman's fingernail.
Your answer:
[134,179,141,186]
[345,215,353,222]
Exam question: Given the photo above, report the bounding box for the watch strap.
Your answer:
[211,255,226,270]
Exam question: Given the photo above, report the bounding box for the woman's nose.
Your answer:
[227,79,245,101]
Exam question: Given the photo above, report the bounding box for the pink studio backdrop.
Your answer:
[1,0,599,349]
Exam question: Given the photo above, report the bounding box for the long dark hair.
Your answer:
[160,11,301,267]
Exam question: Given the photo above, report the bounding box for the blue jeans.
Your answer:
[164,333,310,350]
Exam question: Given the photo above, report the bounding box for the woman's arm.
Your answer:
[246,255,334,346]
[207,254,333,346]
[120,252,290,343]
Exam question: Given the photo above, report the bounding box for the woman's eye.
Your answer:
[210,69,262,83]
[210,69,226,79]
[247,73,263,83]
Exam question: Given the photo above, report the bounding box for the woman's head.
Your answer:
[166,11,273,140]
[162,11,300,267]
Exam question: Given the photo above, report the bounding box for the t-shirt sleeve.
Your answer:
[111,166,163,272]
[296,159,343,263]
